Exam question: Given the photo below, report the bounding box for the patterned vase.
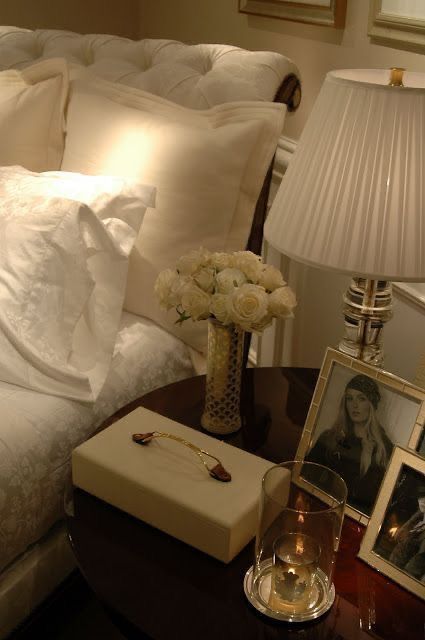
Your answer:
[201,318,244,435]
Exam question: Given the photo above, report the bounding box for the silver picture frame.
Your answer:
[296,348,425,525]
[358,446,425,601]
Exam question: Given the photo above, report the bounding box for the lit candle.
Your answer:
[269,532,321,614]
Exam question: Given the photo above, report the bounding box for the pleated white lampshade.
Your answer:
[264,69,425,282]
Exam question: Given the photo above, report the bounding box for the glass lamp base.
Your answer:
[243,562,335,623]
[338,278,393,367]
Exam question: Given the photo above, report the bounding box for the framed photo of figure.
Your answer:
[358,446,425,600]
[296,348,425,524]
[238,0,347,28]
[369,0,425,53]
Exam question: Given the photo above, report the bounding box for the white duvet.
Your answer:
[0,311,194,574]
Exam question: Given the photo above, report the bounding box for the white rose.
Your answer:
[176,247,211,275]
[216,268,247,294]
[193,267,215,293]
[233,251,263,283]
[169,275,191,305]
[210,252,233,271]
[180,283,211,320]
[268,286,297,318]
[227,283,269,331]
[251,313,273,334]
[210,293,232,325]
[154,269,182,310]
[258,264,286,292]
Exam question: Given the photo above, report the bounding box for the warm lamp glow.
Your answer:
[101,129,155,178]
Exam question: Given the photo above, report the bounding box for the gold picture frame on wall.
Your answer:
[238,0,347,28]
[295,348,425,525]
[369,0,425,52]
[358,446,425,601]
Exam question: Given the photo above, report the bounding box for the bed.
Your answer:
[0,26,300,636]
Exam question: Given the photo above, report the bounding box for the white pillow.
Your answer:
[0,59,69,171]
[61,72,286,352]
[0,167,155,402]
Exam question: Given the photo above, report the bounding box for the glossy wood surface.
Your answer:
[67,368,425,639]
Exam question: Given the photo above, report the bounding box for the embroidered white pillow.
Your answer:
[0,59,69,171]
[0,168,155,402]
[61,72,286,352]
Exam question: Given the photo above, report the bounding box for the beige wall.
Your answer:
[140,0,425,140]
[0,0,141,39]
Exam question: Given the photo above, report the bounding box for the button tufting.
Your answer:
[0,27,299,108]
[32,40,44,60]
[82,44,94,66]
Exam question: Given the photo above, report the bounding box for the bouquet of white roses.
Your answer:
[154,248,296,334]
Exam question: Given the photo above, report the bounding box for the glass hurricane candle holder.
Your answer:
[244,460,347,622]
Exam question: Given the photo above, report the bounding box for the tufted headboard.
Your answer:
[0,26,301,109]
[0,25,301,256]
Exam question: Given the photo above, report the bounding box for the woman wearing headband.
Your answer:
[307,374,393,515]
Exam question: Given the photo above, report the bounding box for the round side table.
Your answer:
[66,368,424,640]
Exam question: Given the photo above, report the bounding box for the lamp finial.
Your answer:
[389,67,405,86]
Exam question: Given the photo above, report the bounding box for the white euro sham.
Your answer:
[61,71,286,352]
[0,59,69,171]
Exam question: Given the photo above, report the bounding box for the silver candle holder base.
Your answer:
[244,561,335,623]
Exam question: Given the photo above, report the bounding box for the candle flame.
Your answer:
[298,513,305,524]
[387,514,399,539]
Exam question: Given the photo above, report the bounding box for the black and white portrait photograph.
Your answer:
[358,447,425,601]
[297,348,425,521]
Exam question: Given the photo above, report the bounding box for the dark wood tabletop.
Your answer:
[67,367,425,640]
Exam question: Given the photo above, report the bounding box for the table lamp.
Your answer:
[264,68,425,366]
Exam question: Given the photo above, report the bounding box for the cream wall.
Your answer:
[139,0,425,140]
[0,0,141,38]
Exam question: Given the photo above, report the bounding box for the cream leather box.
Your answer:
[72,407,275,563]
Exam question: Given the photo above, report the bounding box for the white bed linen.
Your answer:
[0,166,155,403]
[0,311,194,576]
[0,522,75,638]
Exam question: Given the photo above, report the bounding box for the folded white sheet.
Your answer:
[0,167,155,402]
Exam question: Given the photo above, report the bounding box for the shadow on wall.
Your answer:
[0,0,141,38]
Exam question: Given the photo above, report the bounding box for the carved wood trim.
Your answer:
[243,74,300,365]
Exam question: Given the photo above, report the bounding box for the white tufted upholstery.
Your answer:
[0,26,299,109]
